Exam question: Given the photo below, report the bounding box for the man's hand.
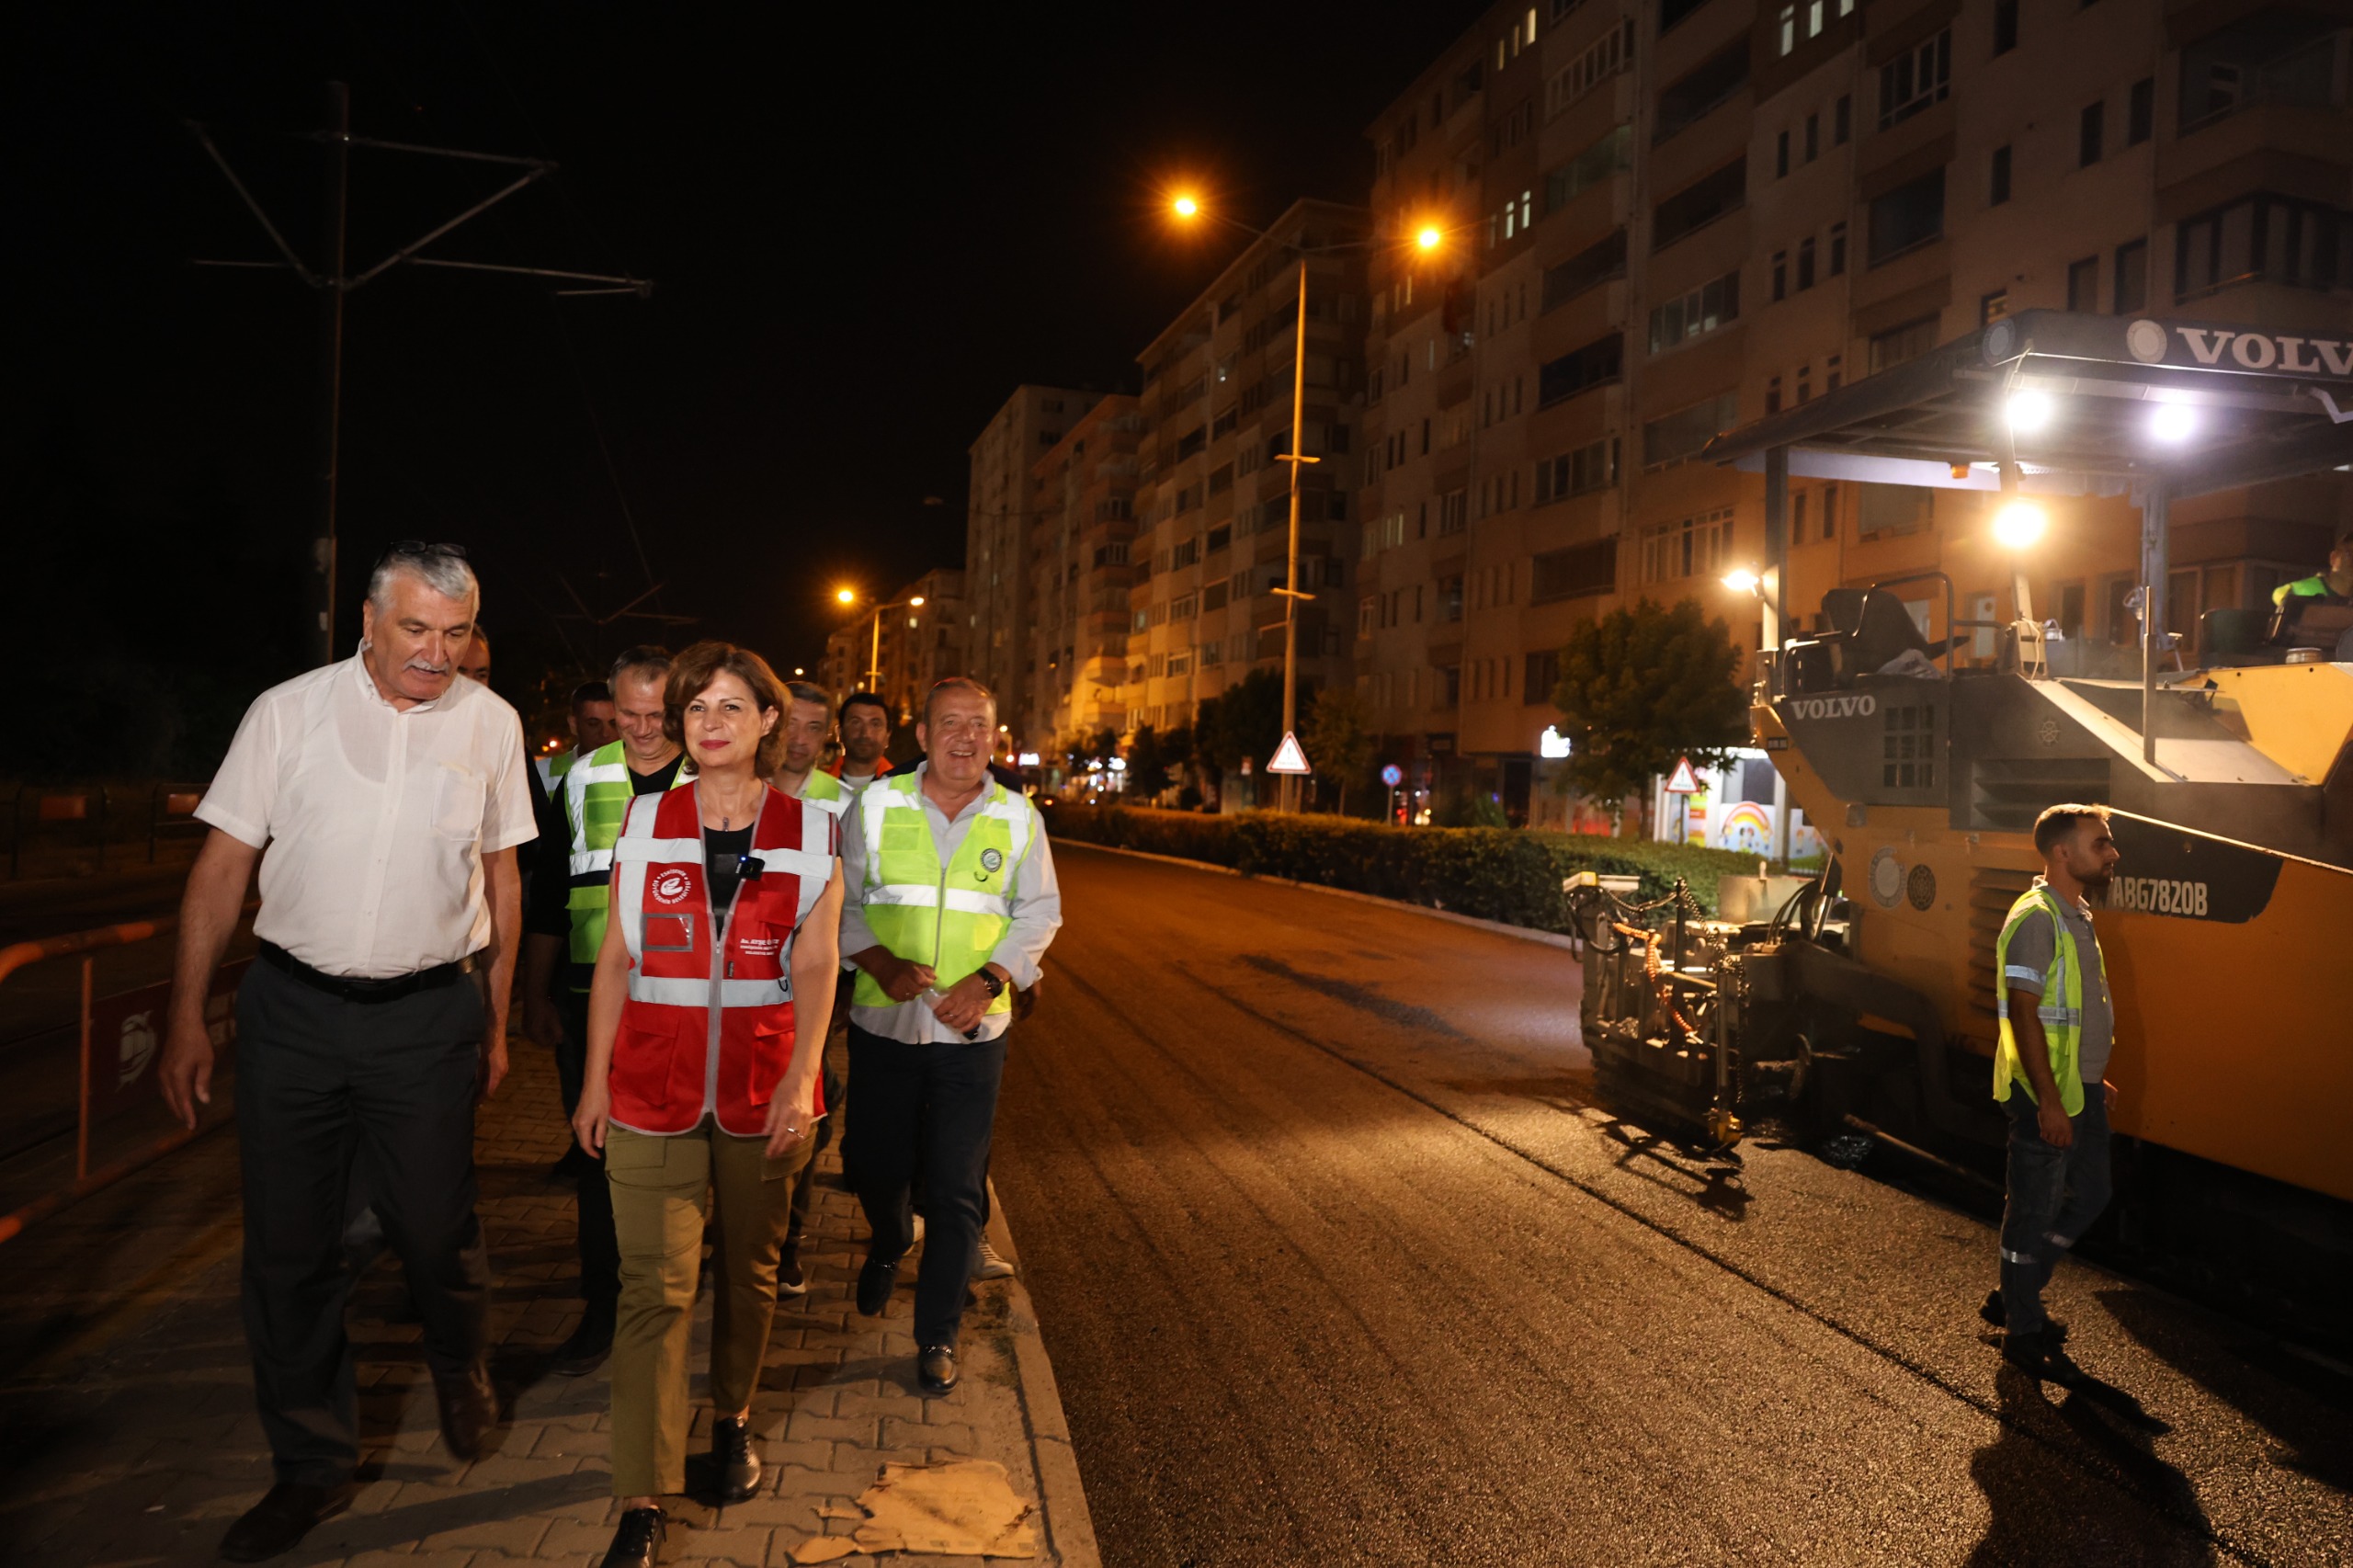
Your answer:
[931,974,995,1033]
[860,951,935,1004]
[572,1080,610,1155]
[158,1016,215,1131]
[524,992,563,1050]
[479,1032,509,1101]
[2037,1096,2074,1149]
[764,1075,820,1159]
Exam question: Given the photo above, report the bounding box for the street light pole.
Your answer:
[1276,259,1314,814]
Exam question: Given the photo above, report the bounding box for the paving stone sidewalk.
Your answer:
[0,1040,1099,1568]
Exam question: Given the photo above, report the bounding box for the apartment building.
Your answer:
[1026,393,1144,747]
[1360,0,2352,828]
[1125,199,1371,753]
[967,385,1096,737]
[822,568,969,728]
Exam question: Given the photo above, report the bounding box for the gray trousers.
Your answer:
[235,960,493,1485]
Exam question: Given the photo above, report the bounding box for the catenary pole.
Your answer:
[313,83,349,665]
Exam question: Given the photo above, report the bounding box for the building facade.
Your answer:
[1358,0,2351,828]
[967,385,1096,743]
[1126,199,1373,753]
[823,568,968,729]
[1027,393,1144,749]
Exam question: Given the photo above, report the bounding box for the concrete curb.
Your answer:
[984,1181,1102,1568]
[1053,835,1584,953]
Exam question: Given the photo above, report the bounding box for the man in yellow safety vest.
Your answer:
[1988,801,2122,1387]
[838,676,1061,1395]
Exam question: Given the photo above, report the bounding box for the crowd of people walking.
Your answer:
[158,541,1061,1566]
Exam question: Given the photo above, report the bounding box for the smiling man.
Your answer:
[839,676,1061,1394]
[159,542,536,1561]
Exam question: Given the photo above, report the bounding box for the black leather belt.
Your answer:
[258,941,477,1004]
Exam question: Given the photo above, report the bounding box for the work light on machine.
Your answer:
[1993,499,2048,551]
[2149,401,2198,442]
[1722,567,1762,595]
[2005,390,2054,433]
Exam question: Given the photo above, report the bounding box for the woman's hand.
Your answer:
[765,1074,820,1159]
[573,1079,612,1156]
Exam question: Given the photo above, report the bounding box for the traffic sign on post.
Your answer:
[1267,732,1312,775]
[1380,763,1404,788]
[1664,756,1702,794]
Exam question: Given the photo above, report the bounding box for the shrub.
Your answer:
[1040,804,1763,927]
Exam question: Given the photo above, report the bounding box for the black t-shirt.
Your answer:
[705,825,755,914]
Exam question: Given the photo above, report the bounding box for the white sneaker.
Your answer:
[973,1239,1014,1280]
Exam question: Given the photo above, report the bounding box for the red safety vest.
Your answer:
[608,782,838,1136]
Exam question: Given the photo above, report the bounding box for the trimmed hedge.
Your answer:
[1041,804,1765,929]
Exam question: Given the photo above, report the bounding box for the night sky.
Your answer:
[8,1,1483,722]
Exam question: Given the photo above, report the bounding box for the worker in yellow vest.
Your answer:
[839,676,1062,1394]
[1988,801,2122,1388]
[520,647,688,1376]
[769,679,850,814]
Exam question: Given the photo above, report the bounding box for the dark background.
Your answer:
[5,1,1481,773]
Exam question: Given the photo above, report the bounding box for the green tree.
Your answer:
[1302,686,1377,814]
[1194,668,1290,778]
[1550,597,1748,812]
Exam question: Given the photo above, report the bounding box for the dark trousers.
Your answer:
[556,991,620,1311]
[783,1051,847,1252]
[846,1023,1006,1349]
[234,959,493,1486]
[1998,1087,2113,1336]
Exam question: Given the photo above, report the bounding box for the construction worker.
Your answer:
[771,679,850,813]
[827,690,896,798]
[2269,532,2353,608]
[520,646,688,1376]
[537,680,620,795]
[1986,801,2122,1387]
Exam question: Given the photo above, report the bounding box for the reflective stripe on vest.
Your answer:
[851,774,1031,1015]
[563,743,688,971]
[1992,886,2094,1117]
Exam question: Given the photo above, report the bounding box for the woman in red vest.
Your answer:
[572,642,843,1568]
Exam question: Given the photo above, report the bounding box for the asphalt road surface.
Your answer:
[994,843,2352,1568]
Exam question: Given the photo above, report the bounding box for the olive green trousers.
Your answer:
[604,1120,812,1497]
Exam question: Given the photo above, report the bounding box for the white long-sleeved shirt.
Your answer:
[837,764,1062,1042]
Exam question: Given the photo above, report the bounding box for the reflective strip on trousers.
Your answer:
[2001,1247,2038,1265]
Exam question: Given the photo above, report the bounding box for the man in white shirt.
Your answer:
[159,542,537,1562]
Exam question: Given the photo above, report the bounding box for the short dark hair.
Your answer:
[663,641,790,778]
[2032,802,2110,858]
[785,679,830,710]
[569,680,612,710]
[923,676,996,728]
[610,645,673,688]
[839,690,891,726]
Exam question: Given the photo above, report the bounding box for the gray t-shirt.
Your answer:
[2002,877,2113,1085]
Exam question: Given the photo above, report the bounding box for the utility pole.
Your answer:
[1273,256,1318,813]
[190,85,652,667]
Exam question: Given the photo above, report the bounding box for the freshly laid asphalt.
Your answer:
[994,844,2353,1568]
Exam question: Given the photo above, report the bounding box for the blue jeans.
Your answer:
[1998,1086,2111,1335]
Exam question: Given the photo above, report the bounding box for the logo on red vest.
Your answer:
[652,869,693,905]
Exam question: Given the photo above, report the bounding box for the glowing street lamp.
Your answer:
[837,588,928,696]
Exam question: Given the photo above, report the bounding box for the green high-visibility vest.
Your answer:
[562,741,688,976]
[1992,885,2099,1116]
[801,769,848,809]
[2271,574,2335,607]
[851,773,1035,1017]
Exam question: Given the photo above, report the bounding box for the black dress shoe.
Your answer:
[711,1414,762,1502]
[598,1506,665,1568]
[777,1243,808,1299]
[553,1308,616,1377]
[856,1256,898,1317]
[218,1481,354,1562]
[2002,1330,2088,1388]
[916,1344,959,1395]
[1981,1288,2067,1345]
[435,1359,501,1460]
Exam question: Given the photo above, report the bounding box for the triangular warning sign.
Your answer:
[1663,756,1702,794]
[1267,732,1312,775]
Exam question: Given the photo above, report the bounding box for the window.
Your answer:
[1641,508,1734,582]
[1767,374,1783,415]
[2128,77,2153,144]
[1208,463,1233,495]
[1531,540,1618,604]
[1776,130,1790,178]
[1655,40,1750,144]
[1772,250,1788,301]
[2114,239,2148,313]
[1211,404,1238,438]
[1660,0,1711,33]
[1642,391,1739,468]
[1797,235,1816,290]
[1822,482,1840,540]
[1777,0,1854,55]
[1648,269,1740,351]
[1176,426,1206,460]
[1535,437,1620,502]
[1867,316,1939,373]
[1205,522,1233,553]
[1879,28,1950,130]
[2176,193,2353,299]
[1981,290,2009,325]
[2066,256,2099,312]
[1438,489,1469,535]
[1538,335,1624,405]
[1994,1,2018,54]
[1990,144,2012,205]
[1524,648,1563,704]
[2179,11,2340,130]
[1544,125,1632,216]
[1826,352,1843,392]
[2057,581,2086,640]
[1172,537,1201,568]
[1544,21,1634,119]
[1653,157,1746,250]
[1438,574,1465,622]
[1541,230,1628,310]
[1867,168,1945,265]
[2078,100,2104,166]
[1805,112,1820,163]
[1828,221,1847,275]
[1859,483,1933,537]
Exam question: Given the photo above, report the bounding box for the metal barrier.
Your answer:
[0,913,248,1245]
[3,782,210,879]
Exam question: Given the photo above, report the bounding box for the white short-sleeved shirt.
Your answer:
[197,654,539,978]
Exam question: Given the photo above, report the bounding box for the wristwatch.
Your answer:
[976,968,1006,1000]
